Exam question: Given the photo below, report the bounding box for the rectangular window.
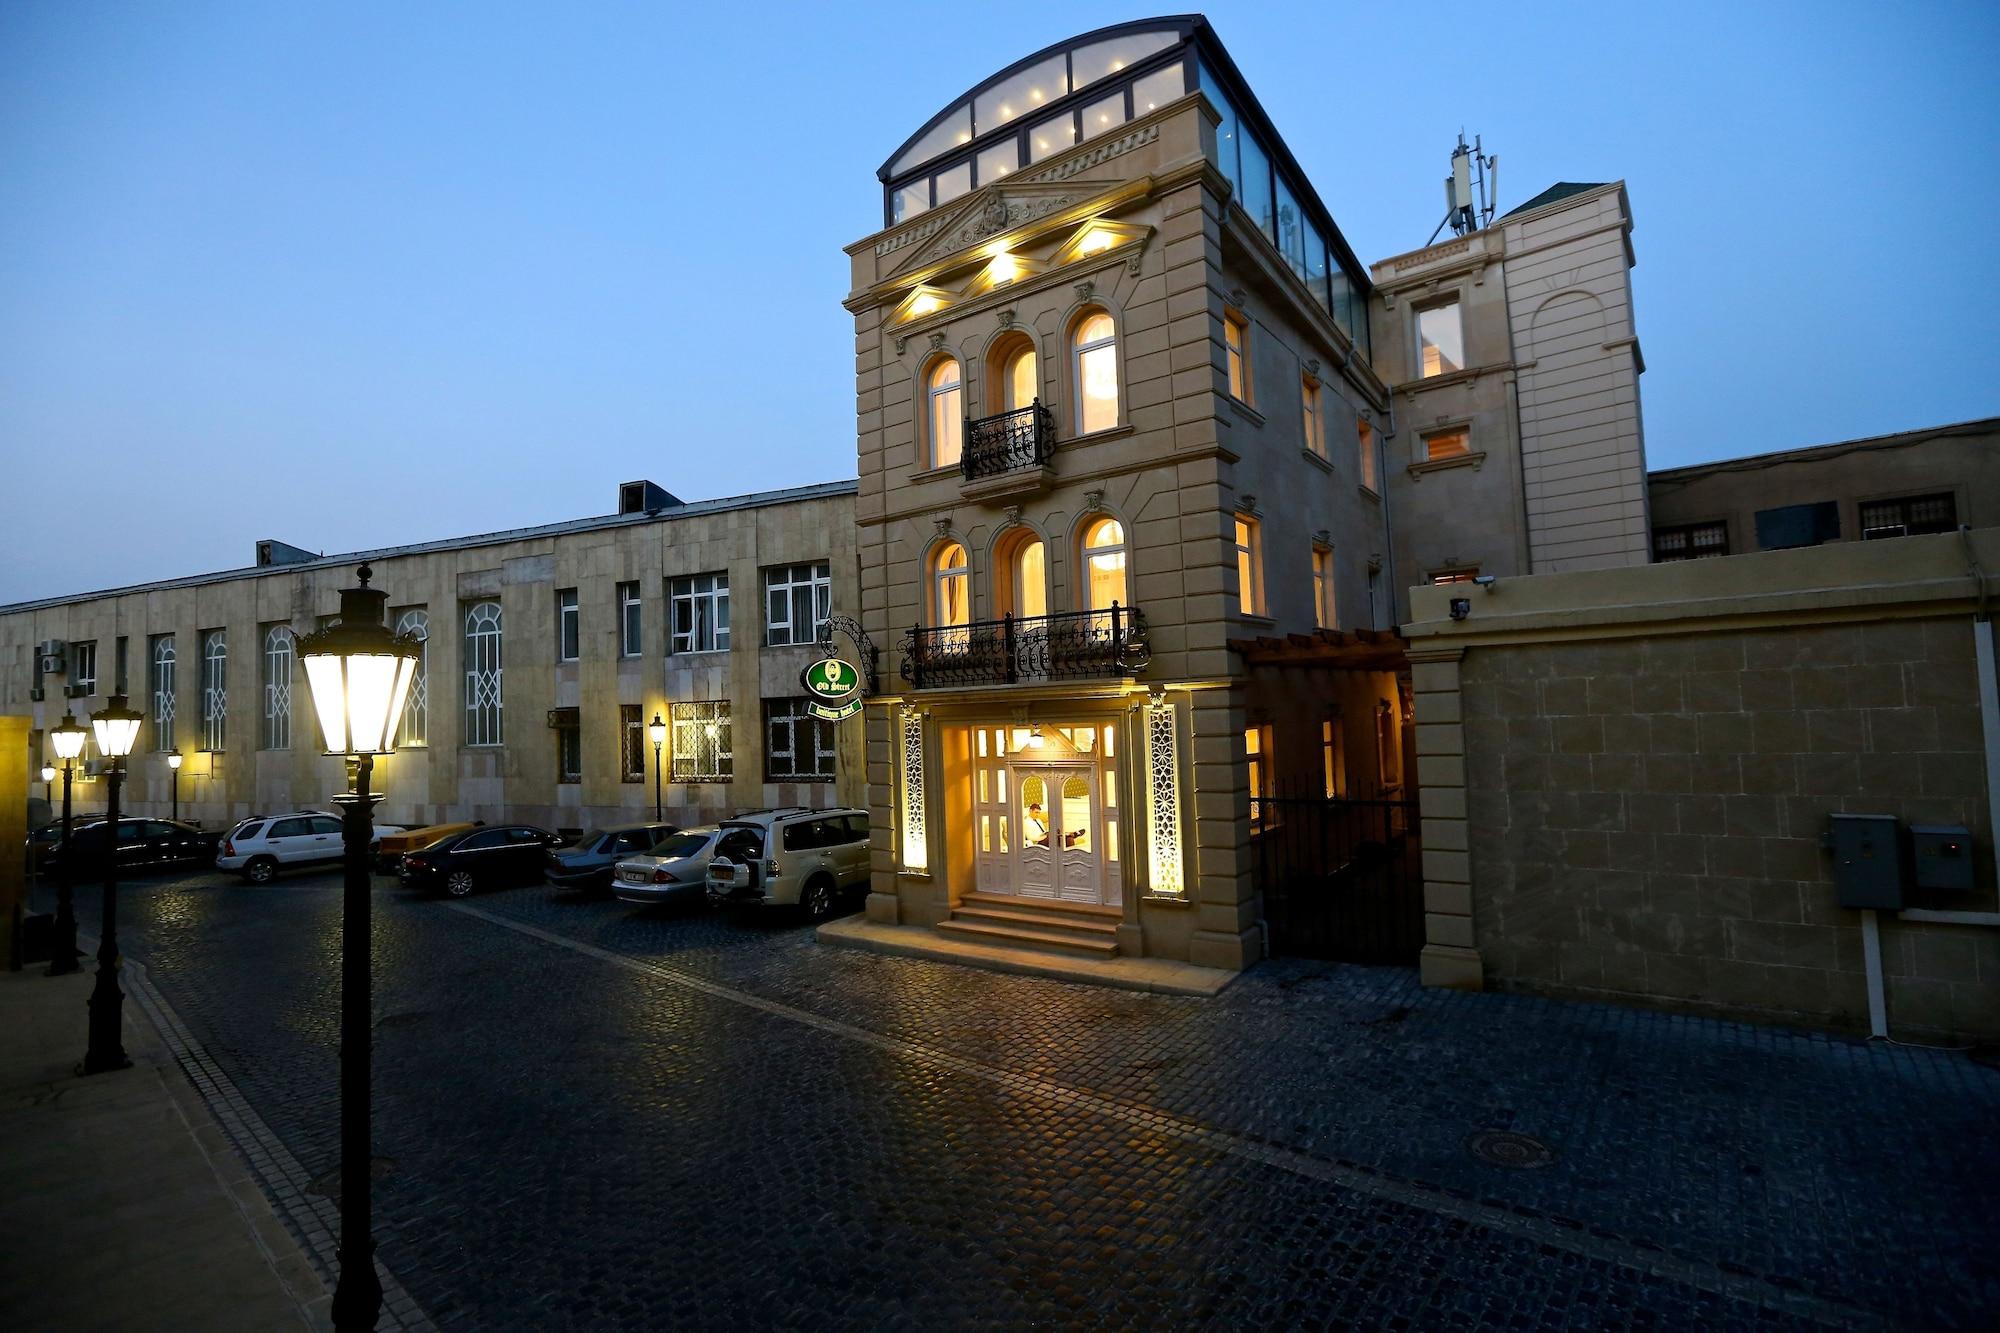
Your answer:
[1377,701,1400,788]
[669,573,731,654]
[552,707,581,783]
[199,628,227,752]
[557,588,579,662]
[114,637,127,695]
[1860,493,1957,539]
[1417,300,1463,378]
[1224,311,1250,402]
[764,562,833,647]
[69,640,97,696]
[1313,547,1335,629]
[464,601,504,747]
[764,698,837,782]
[150,634,176,752]
[1238,129,1274,240]
[1322,719,1346,798]
[671,701,732,782]
[1358,419,1379,492]
[621,704,646,783]
[1422,427,1471,461]
[1754,501,1841,551]
[1246,724,1272,831]
[1430,567,1480,585]
[1233,516,1263,616]
[1301,378,1325,457]
[1653,522,1730,562]
[618,582,642,657]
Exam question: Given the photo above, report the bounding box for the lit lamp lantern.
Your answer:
[295,564,420,1333]
[647,713,668,822]
[81,693,144,1074]
[46,710,89,976]
[166,751,183,822]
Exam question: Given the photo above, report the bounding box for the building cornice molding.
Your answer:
[1217,208,1389,409]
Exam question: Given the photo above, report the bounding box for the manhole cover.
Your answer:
[1465,1130,1555,1169]
[309,1156,396,1204]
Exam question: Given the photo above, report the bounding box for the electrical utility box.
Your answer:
[1829,814,1905,911]
[1910,824,1975,893]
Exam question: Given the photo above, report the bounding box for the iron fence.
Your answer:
[900,605,1149,688]
[1252,786,1424,964]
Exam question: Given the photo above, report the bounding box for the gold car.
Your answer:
[373,822,480,873]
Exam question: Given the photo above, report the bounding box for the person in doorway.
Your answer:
[1024,802,1050,846]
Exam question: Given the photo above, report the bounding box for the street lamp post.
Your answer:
[46,711,88,977]
[168,752,183,822]
[648,713,667,822]
[81,695,143,1073]
[298,564,421,1333]
[40,764,55,804]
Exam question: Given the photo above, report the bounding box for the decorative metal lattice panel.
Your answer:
[671,701,732,782]
[151,636,176,752]
[200,629,227,752]
[463,602,504,747]
[900,605,1148,688]
[900,708,927,873]
[394,610,429,747]
[262,626,292,751]
[1146,699,1185,897]
[961,401,1055,480]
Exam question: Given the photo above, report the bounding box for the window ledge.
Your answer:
[911,463,959,482]
[1064,424,1135,447]
[1235,612,1277,629]
[1226,397,1265,427]
[668,649,733,659]
[1358,482,1383,503]
[1299,448,1333,474]
[1406,450,1486,480]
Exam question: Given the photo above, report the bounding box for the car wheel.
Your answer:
[800,875,836,922]
[244,856,279,885]
[445,870,477,898]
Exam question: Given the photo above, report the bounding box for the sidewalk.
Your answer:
[0,961,329,1332]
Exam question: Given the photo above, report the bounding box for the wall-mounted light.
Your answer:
[1025,724,1044,749]
[1077,228,1117,256]
[1449,598,1471,621]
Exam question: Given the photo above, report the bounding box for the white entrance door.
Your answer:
[1011,763,1101,903]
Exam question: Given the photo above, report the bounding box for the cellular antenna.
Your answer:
[1427,133,1499,245]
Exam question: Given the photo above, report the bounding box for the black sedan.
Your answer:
[543,823,677,894]
[399,824,563,898]
[32,817,221,879]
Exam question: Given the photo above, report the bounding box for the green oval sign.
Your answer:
[801,657,860,700]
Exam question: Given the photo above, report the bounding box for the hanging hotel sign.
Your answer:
[801,657,861,701]
[807,698,865,723]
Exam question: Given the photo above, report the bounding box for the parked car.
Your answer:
[544,822,679,894]
[611,826,726,907]
[400,824,563,897]
[705,807,870,920]
[32,817,220,878]
[215,812,404,883]
[374,821,481,873]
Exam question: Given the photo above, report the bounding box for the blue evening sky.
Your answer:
[3,1,1996,604]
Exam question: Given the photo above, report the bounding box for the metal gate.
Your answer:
[1252,791,1424,964]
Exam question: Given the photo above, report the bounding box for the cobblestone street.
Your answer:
[35,868,2000,1330]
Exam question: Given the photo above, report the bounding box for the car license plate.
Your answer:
[620,868,646,883]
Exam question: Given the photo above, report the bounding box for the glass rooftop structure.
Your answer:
[878,16,1372,357]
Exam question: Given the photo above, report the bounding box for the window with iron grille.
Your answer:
[671,701,731,782]
[1653,521,1729,562]
[261,624,292,750]
[1860,493,1956,539]
[393,608,428,747]
[200,629,227,752]
[551,707,581,783]
[669,573,730,654]
[150,635,176,752]
[618,582,642,657]
[764,698,836,781]
[621,704,645,782]
[764,562,831,646]
[464,602,504,746]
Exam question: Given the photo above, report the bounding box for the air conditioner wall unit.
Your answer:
[29,687,45,702]
[38,653,65,674]
[64,684,91,699]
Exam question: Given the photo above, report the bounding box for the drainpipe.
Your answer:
[1379,398,1401,628]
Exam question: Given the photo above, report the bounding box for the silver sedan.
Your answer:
[611,826,724,906]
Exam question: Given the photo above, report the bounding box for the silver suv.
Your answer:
[705,807,870,920]
[217,811,404,884]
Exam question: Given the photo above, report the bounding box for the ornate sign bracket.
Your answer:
[818,616,881,696]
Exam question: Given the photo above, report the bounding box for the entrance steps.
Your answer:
[935,891,1121,959]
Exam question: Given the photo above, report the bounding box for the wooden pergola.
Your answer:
[1226,626,1409,671]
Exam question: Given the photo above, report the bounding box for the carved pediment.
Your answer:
[886,184,1086,278]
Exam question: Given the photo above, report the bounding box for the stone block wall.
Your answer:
[1458,618,2000,1039]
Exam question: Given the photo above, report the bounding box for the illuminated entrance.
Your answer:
[968,722,1120,906]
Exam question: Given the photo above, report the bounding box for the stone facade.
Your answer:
[1406,531,2000,1041]
[2,483,865,834]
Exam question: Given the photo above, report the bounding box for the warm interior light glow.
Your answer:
[1025,724,1044,749]
[1145,699,1185,896]
[900,710,928,873]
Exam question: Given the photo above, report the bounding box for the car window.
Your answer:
[574,830,608,852]
[781,819,824,852]
[145,821,179,837]
[234,821,267,841]
[716,828,764,861]
[613,830,653,854]
[310,817,343,836]
[842,815,870,842]
[118,822,144,843]
[649,831,712,860]
[458,830,506,851]
[507,827,545,844]
[270,817,311,838]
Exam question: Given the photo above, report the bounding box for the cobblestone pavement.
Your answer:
[35,868,2000,1330]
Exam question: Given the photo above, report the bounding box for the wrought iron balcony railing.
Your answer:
[961,400,1056,481]
[900,605,1149,689]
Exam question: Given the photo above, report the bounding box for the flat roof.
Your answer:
[0,479,858,616]
[1648,416,1998,484]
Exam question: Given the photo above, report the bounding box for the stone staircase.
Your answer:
[934,891,1122,959]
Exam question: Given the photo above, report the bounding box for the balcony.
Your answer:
[900,606,1150,689]
[959,401,1055,500]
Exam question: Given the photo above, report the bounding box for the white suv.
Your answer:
[217,811,404,884]
[705,807,870,921]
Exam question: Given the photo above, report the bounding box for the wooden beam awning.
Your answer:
[1227,626,1409,670]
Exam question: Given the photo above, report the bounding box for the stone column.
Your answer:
[1410,647,1482,989]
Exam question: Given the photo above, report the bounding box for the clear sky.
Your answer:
[3,1,1996,604]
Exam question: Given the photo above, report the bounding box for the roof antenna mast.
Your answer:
[1427,132,1498,245]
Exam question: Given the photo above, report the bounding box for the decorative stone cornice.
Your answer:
[1021,123,1160,184]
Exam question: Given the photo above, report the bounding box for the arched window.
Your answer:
[464,601,504,747]
[150,635,176,752]
[926,358,963,469]
[1072,311,1119,435]
[261,625,292,751]
[1081,517,1128,611]
[200,629,227,752]
[992,337,1037,413]
[932,542,970,628]
[394,609,429,747]
[994,529,1047,620]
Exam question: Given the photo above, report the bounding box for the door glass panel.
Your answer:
[1061,774,1092,853]
[1020,774,1050,846]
